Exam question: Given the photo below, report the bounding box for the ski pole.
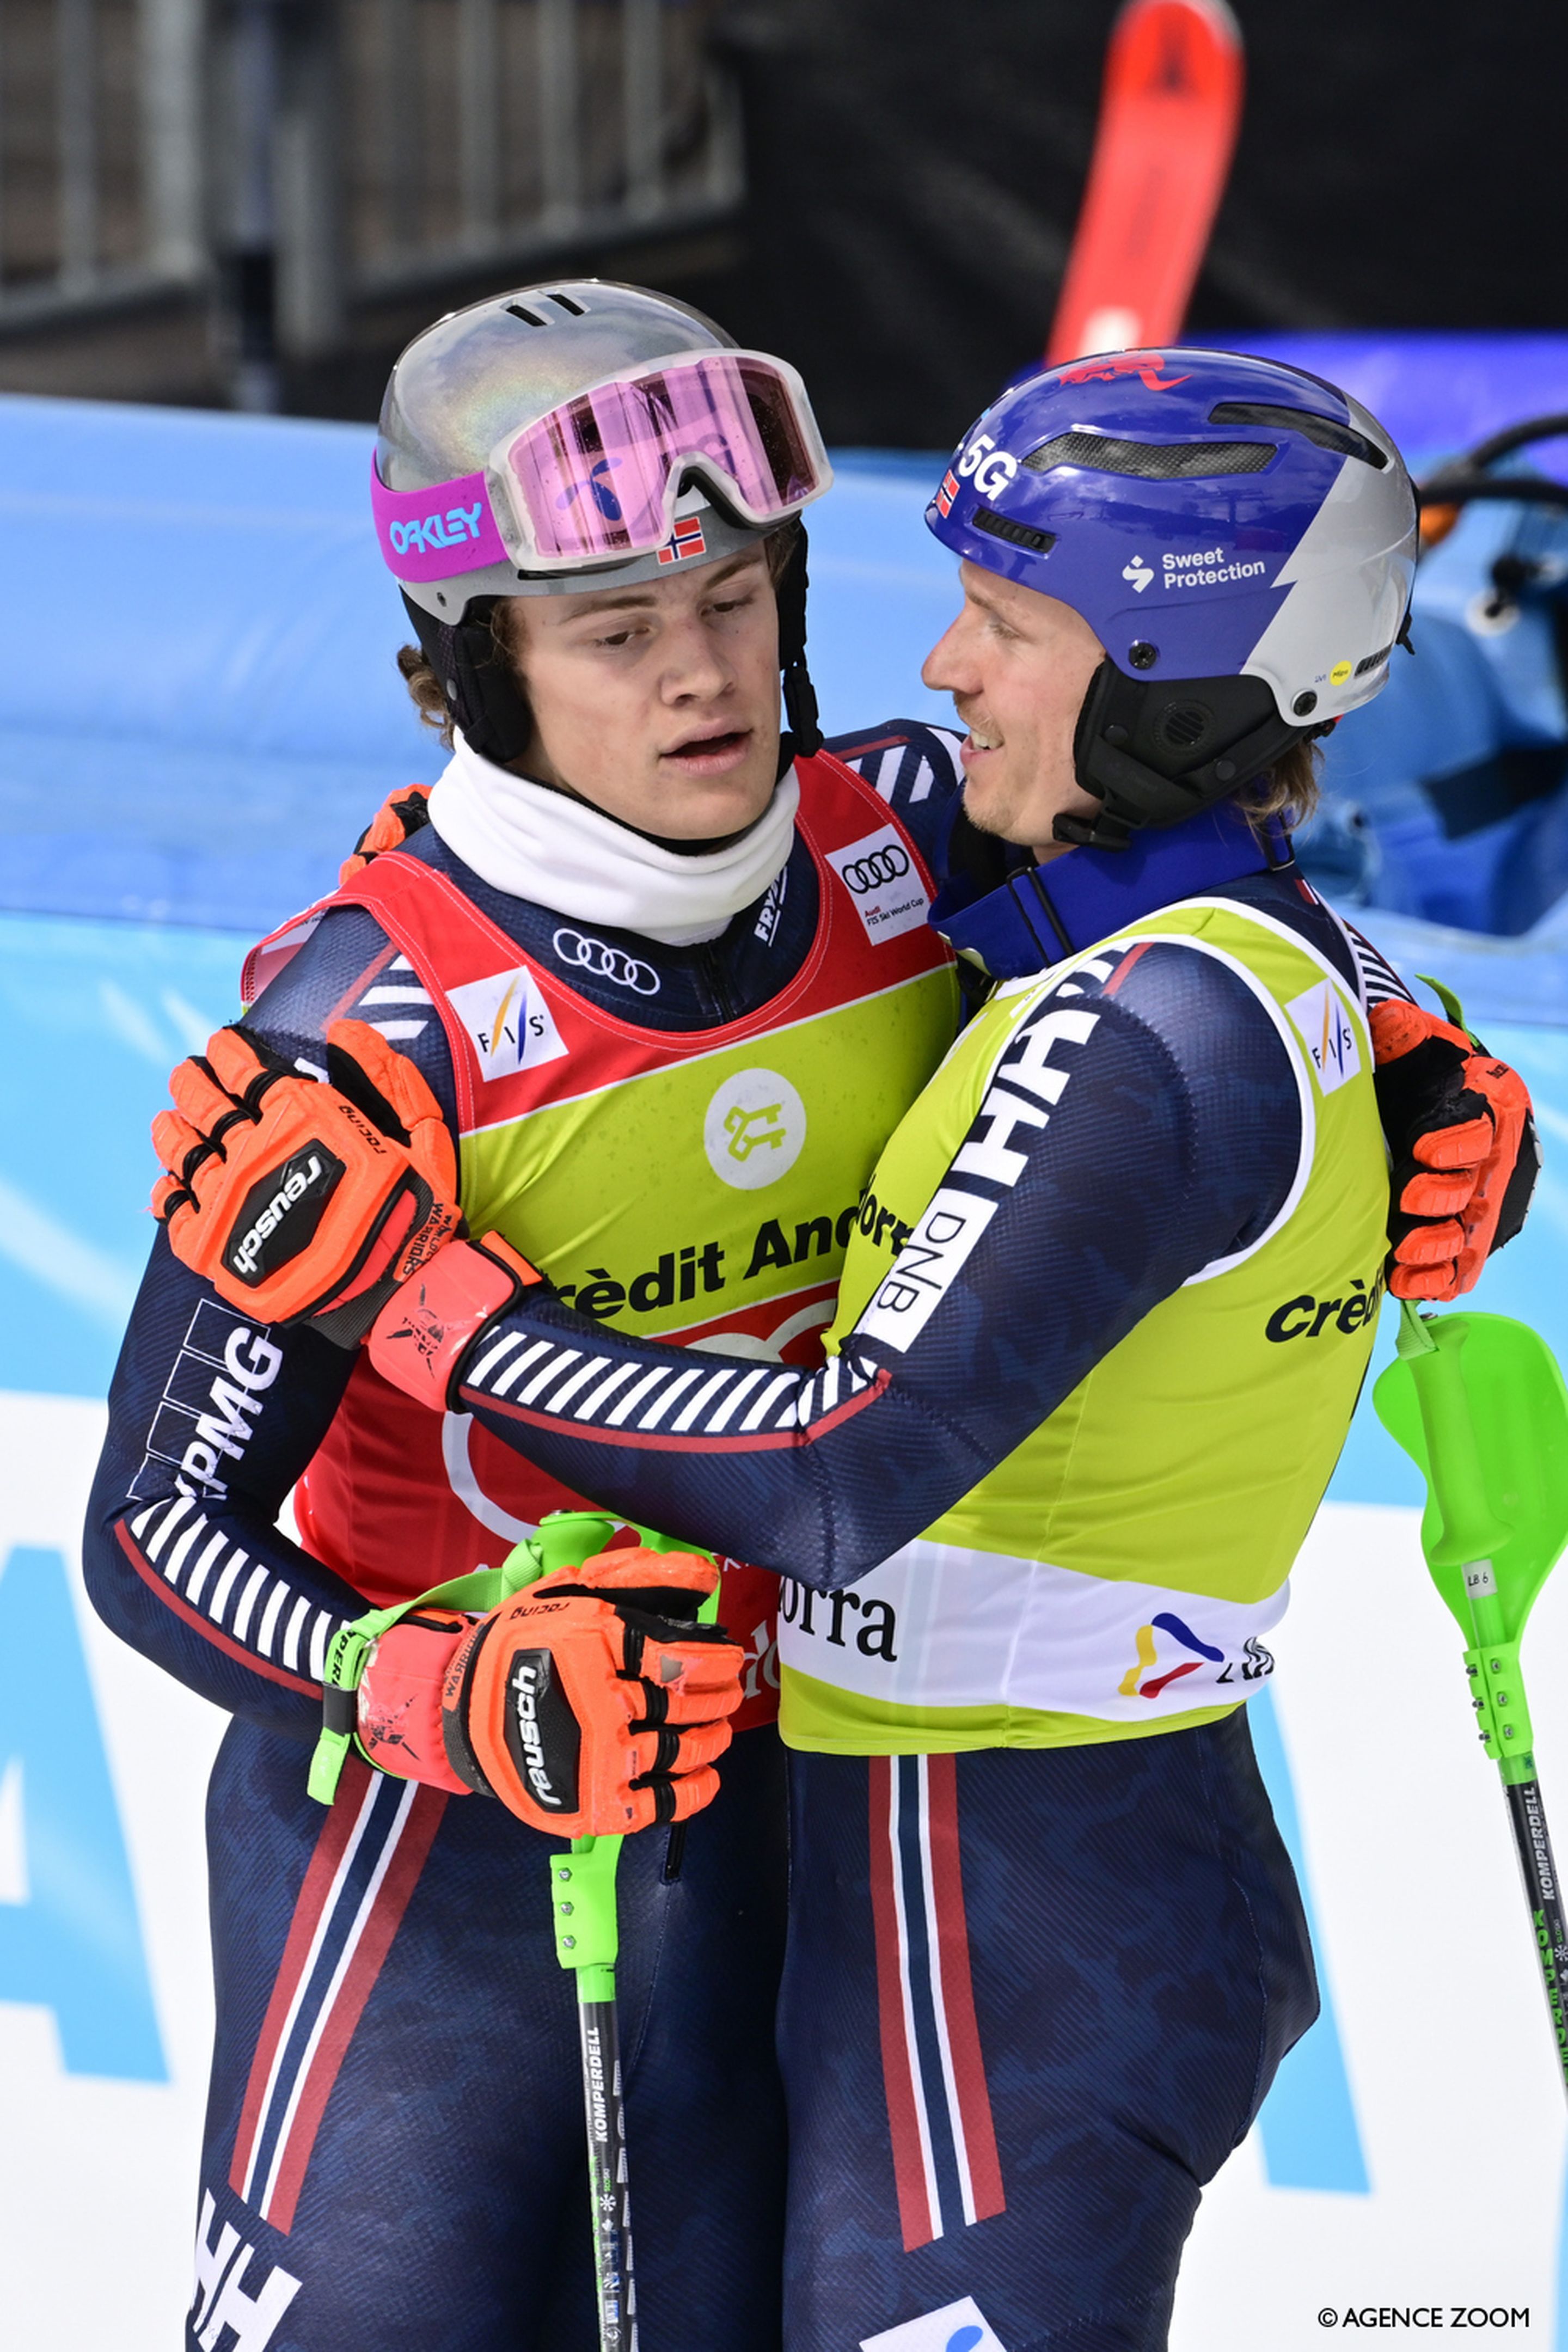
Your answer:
[528,1515,721,2352]
[549,1832,636,2352]
[1375,1298,1568,2097]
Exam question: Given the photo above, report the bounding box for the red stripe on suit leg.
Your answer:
[264,1785,447,2234]
[229,1754,374,2199]
[867,1757,936,2251]
[924,1753,1004,2223]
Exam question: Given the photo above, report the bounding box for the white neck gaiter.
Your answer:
[426,731,799,947]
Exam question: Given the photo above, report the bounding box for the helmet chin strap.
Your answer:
[1062,657,1318,850]
[772,521,822,775]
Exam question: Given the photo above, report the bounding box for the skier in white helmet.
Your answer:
[85,281,966,2349]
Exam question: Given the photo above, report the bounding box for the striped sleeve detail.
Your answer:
[1339,916,1414,1013]
[114,1496,347,1698]
[460,1330,888,1454]
[353,952,433,1042]
[833,725,965,811]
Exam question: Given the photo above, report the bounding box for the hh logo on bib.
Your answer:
[1286,979,1359,1095]
[828,824,932,944]
[446,965,568,1081]
[861,2298,1010,2352]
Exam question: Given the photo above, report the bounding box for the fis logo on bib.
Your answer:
[1118,1613,1273,1702]
[1286,979,1361,1094]
[447,964,568,1081]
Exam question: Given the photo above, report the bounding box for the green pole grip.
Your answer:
[550,1835,623,2002]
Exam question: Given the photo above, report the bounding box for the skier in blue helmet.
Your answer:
[144,347,1536,2351]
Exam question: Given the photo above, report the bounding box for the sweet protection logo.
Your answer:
[1122,555,1154,592]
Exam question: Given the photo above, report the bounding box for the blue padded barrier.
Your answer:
[0,401,957,935]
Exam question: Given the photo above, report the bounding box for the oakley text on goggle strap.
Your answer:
[370,463,513,584]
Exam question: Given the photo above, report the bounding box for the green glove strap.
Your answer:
[307,1510,719,1807]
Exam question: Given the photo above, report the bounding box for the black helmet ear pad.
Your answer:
[1063,658,1314,849]
[402,590,536,771]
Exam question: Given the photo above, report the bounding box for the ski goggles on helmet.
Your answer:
[372,348,831,585]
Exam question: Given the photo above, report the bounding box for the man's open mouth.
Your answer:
[663,728,753,765]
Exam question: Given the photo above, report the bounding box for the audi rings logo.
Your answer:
[840,843,911,895]
[826,823,932,944]
[552,928,660,996]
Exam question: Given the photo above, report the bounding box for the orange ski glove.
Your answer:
[338,782,432,885]
[356,1606,477,1795]
[438,1547,746,1837]
[1370,999,1539,1301]
[151,1019,464,1343]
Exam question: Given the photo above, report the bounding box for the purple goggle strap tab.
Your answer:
[370,458,512,582]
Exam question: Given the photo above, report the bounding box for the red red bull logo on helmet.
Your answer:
[1058,352,1191,391]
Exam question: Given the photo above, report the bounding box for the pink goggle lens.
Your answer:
[504,352,826,564]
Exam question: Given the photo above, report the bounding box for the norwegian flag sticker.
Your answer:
[935,470,960,518]
[658,514,708,565]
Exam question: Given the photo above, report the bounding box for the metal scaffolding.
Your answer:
[0,0,741,389]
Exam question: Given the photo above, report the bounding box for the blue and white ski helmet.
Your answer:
[926,347,1417,843]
